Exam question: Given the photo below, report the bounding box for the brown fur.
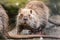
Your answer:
[16,1,50,34]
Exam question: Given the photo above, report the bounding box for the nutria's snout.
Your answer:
[23,17,28,21]
[23,18,28,21]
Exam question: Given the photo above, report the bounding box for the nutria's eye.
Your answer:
[20,14,23,17]
[20,14,23,16]
[19,14,23,19]
[30,10,32,14]
[29,15,30,16]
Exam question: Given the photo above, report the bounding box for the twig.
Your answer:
[7,34,60,39]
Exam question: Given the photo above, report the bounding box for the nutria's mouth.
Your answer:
[21,22,27,26]
[24,22,26,24]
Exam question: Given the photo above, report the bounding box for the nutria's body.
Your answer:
[16,1,50,34]
[0,5,9,38]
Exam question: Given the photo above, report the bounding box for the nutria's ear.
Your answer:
[30,9,32,14]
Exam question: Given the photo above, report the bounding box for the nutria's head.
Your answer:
[17,8,40,29]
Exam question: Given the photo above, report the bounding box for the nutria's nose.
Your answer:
[23,17,28,21]
[24,18,28,21]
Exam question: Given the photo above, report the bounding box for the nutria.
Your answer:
[0,5,9,39]
[16,1,50,34]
